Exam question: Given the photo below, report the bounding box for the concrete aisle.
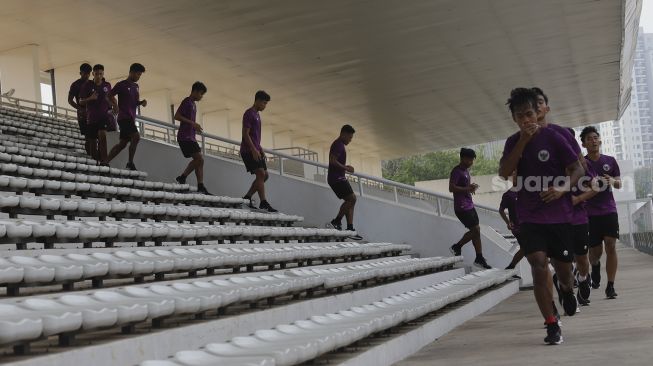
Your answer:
[395,245,653,366]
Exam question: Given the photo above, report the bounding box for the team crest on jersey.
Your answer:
[603,164,610,172]
[538,150,550,162]
[103,87,108,92]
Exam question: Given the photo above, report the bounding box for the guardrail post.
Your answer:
[279,157,284,176]
[358,178,364,197]
[393,186,398,203]
[627,203,635,248]
[139,119,144,137]
[435,197,442,216]
[201,135,206,153]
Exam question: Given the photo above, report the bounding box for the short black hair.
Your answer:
[92,64,104,72]
[192,81,207,93]
[341,124,355,134]
[460,147,476,159]
[80,63,92,73]
[531,87,548,104]
[129,63,146,73]
[506,87,539,115]
[567,127,575,137]
[580,126,599,143]
[255,90,271,102]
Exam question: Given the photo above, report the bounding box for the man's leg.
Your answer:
[191,152,204,184]
[604,236,618,298]
[344,193,357,227]
[87,137,98,162]
[455,230,475,247]
[107,138,129,163]
[470,225,482,254]
[552,258,577,316]
[127,132,140,164]
[97,130,108,164]
[527,252,555,320]
[506,247,524,269]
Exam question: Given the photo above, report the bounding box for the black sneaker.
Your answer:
[176,175,186,185]
[591,263,601,289]
[544,322,563,345]
[605,284,618,299]
[326,219,342,231]
[505,264,515,270]
[474,256,491,269]
[345,227,363,241]
[560,290,578,316]
[197,184,212,195]
[578,276,591,305]
[545,306,562,328]
[449,244,462,256]
[242,197,257,210]
[259,201,278,213]
[126,162,137,171]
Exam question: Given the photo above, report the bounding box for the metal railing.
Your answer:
[617,198,653,256]
[0,94,502,221]
[273,147,319,162]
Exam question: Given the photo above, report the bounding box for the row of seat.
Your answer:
[0,219,352,249]
[0,109,83,135]
[0,257,453,352]
[0,125,80,150]
[0,175,246,209]
[0,141,94,166]
[0,194,301,225]
[0,117,83,142]
[140,269,514,366]
[0,242,407,293]
[0,152,147,179]
[0,132,86,157]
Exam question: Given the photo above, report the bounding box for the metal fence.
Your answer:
[0,94,503,224]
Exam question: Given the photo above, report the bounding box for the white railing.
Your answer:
[0,94,501,222]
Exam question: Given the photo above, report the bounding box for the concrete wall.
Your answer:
[0,45,41,102]
[106,133,514,269]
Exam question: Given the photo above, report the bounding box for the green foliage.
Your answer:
[634,166,653,199]
[382,149,500,185]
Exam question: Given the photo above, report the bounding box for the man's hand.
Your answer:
[519,123,538,143]
[140,99,147,107]
[469,183,479,194]
[602,174,616,187]
[87,91,98,101]
[507,222,514,231]
[251,149,262,161]
[345,165,355,173]
[540,186,566,203]
[194,122,203,133]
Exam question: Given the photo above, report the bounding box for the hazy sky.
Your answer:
[642,0,653,32]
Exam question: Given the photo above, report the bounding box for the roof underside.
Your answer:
[0,0,641,159]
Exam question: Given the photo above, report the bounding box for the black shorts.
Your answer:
[571,223,589,256]
[86,119,110,139]
[118,119,138,140]
[519,223,574,263]
[588,213,619,247]
[241,152,267,173]
[454,208,479,229]
[178,140,201,158]
[77,118,87,136]
[513,231,524,246]
[329,180,354,199]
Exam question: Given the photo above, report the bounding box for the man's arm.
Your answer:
[449,183,473,194]
[174,111,202,132]
[68,93,79,110]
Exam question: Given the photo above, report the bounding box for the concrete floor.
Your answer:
[395,245,653,366]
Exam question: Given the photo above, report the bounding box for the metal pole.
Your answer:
[435,197,442,216]
[393,186,398,203]
[358,178,364,197]
[279,156,284,176]
[627,203,635,248]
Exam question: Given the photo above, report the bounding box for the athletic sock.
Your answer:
[347,224,354,231]
[607,281,614,288]
[578,274,587,281]
[545,315,558,325]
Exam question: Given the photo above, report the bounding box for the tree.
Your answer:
[382,149,500,185]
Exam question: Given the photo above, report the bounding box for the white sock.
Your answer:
[578,274,587,281]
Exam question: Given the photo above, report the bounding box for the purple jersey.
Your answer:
[502,128,578,224]
[548,124,582,156]
[499,189,519,233]
[80,80,112,124]
[240,107,262,155]
[176,97,197,142]
[109,79,139,121]
[571,160,597,225]
[585,154,620,216]
[328,139,347,184]
[68,78,89,120]
[449,165,475,212]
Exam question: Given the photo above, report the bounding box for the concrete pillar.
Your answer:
[309,142,329,164]
[363,156,382,177]
[202,109,230,138]
[140,89,172,124]
[0,44,41,102]
[261,127,274,150]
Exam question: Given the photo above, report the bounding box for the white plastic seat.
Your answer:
[173,350,276,366]
[55,295,120,329]
[0,303,43,345]
[17,298,84,336]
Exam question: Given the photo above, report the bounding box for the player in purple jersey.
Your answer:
[501,171,524,270]
[240,90,277,213]
[580,126,621,299]
[500,88,584,345]
[68,63,93,156]
[79,64,117,165]
[448,148,491,269]
[326,125,363,241]
[106,63,147,170]
[174,82,211,195]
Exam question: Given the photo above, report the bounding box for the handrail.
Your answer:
[0,94,500,215]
